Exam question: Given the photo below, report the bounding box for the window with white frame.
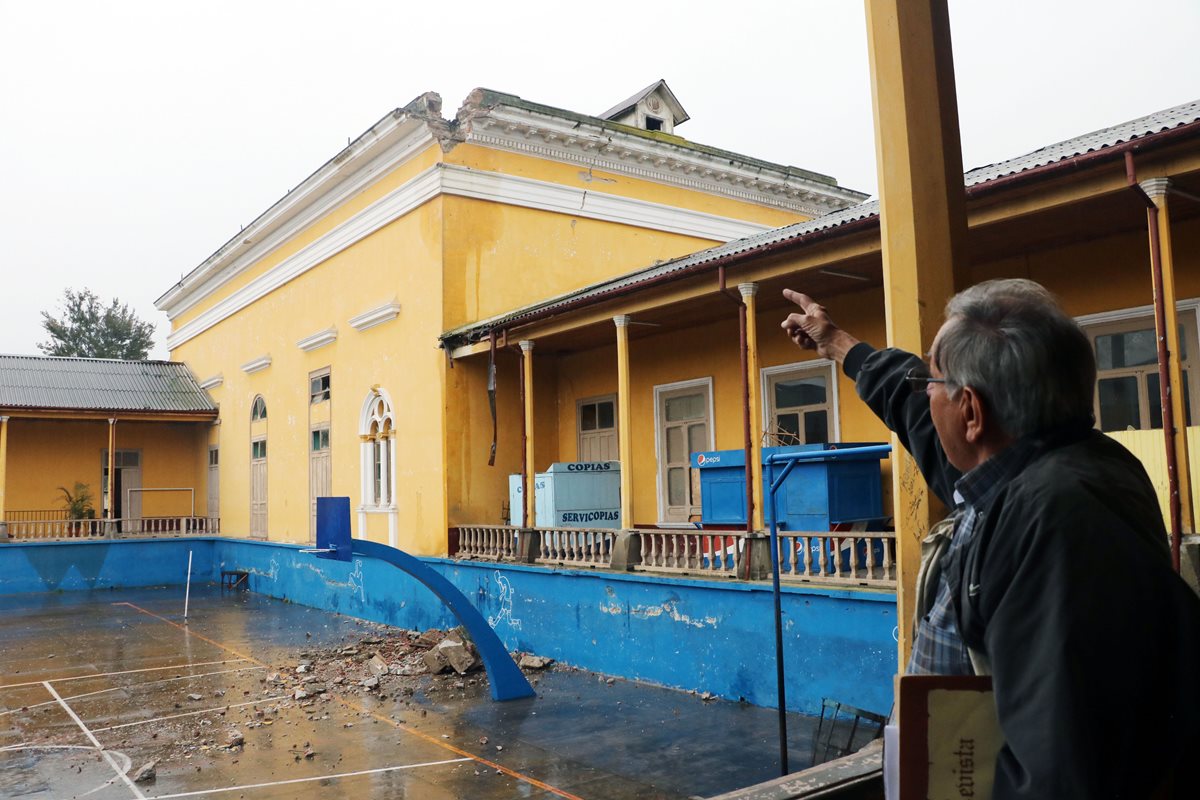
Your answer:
[762,362,836,446]
[1087,310,1197,432]
[360,391,394,508]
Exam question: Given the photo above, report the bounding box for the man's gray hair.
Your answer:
[935,279,1095,438]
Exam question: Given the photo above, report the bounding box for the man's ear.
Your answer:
[959,386,988,445]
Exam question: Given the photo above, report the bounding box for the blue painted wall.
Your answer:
[0,538,897,715]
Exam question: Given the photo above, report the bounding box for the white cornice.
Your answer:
[441,164,770,242]
[198,374,224,390]
[157,118,436,319]
[164,165,778,350]
[466,107,868,215]
[165,166,442,350]
[297,327,338,352]
[241,355,272,375]
[349,302,401,332]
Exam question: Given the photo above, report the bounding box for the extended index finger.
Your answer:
[782,289,818,314]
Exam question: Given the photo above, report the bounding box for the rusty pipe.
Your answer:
[1126,152,1183,571]
[515,343,528,528]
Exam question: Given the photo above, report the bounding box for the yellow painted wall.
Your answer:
[171,143,443,330]
[1105,426,1200,533]
[447,214,1200,531]
[173,197,447,550]
[1,419,208,517]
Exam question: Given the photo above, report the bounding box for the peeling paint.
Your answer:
[291,557,365,602]
[599,598,717,629]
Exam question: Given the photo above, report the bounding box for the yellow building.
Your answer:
[0,355,218,539]
[442,98,1200,549]
[155,82,866,550]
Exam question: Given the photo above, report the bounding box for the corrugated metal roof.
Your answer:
[0,355,217,414]
[964,100,1200,185]
[442,98,1200,345]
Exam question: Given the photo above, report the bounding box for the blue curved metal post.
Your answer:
[308,497,534,702]
[351,540,535,701]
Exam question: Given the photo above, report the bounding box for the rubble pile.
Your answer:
[81,624,557,784]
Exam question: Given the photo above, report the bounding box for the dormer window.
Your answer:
[599,80,690,137]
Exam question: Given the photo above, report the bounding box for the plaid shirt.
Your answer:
[906,441,1033,675]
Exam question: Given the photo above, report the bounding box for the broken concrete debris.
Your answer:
[518,654,553,670]
[132,760,158,783]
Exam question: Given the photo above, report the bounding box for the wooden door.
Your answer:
[309,428,331,539]
[207,447,220,523]
[658,386,710,523]
[578,397,617,462]
[250,438,267,538]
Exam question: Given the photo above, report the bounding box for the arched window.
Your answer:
[251,396,267,421]
[360,390,394,508]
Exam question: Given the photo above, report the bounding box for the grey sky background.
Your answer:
[2,1,1197,360]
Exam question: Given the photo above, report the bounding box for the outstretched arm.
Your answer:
[780,289,960,506]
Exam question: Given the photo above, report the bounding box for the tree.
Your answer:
[39,288,156,360]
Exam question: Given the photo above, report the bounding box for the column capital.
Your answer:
[518,339,535,353]
[108,417,117,425]
[613,315,630,328]
[737,283,759,300]
[0,416,9,424]
[1140,177,1171,201]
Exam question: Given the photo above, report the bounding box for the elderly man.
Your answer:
[782,279,1200,799]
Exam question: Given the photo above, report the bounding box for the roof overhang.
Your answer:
[156,108,437,320]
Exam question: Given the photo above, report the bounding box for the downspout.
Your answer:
[719,267,756,558]
[515,342,527,527]
[1125,152,1182,571]
[487,330,497,467]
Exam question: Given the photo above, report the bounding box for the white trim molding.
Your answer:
[350,302,402,332]
[441,164,771,242]
[165,167,440,350]
[1074,297,1200,329]
[240,355,272,375]
[163,164,777,351]
[156,118,435,320]
[297,327,338,352]
[466,107,868,216]
[198,373,224,390]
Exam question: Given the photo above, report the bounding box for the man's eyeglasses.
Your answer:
[904,366,947,394]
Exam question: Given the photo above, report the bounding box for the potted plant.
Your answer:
[58,482,97,535]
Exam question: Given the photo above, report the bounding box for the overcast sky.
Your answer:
[2,1,1197,360]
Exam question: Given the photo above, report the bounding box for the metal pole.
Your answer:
[767,458,789,775]
[183,550,193,621]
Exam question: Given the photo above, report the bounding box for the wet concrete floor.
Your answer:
[1,586,828,799]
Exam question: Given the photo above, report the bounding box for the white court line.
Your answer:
[147,758,473,799]
[1,665,265,717]
[93,697,284,733]
[43,681,147,800]
[1,659,247,690]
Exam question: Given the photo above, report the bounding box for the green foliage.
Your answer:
[58,482,96,520]
[39,288,156,360]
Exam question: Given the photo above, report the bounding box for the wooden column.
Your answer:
[519,340,536,528]
[107,418,117,520]
[740,283,766,531]
[614,316,635,529]
[1142,177,1194,534]
[865,0,968,668]
[0,416,9,526]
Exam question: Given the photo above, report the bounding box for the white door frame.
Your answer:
[652,377,715,525]
[760,359,841,445]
